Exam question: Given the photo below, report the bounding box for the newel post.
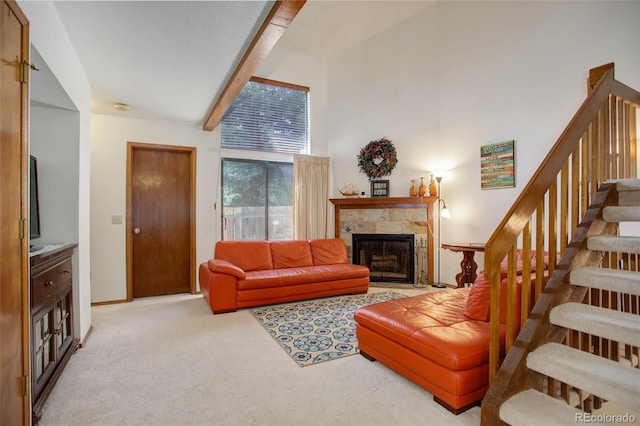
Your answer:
[588,63,614,93]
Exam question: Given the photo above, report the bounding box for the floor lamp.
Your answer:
[434,176,451,288]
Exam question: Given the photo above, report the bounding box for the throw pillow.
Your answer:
[464,278,491,321]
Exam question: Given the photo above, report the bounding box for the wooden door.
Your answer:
[127,143,196,299]
[0,1,30,424]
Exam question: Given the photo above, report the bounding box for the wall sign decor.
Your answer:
[480,140,515,189]
[357,137,398,180]
[371,180,390,197]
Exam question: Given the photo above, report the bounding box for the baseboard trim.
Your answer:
[91,298,128,307]
[79,324,94,348]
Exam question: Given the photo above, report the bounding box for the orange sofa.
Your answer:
[354,250,546,413]
[199,239,369,314]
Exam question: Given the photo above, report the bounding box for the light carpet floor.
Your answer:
[37,286,481,426]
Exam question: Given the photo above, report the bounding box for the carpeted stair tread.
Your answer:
[550,302,640,347]
[587,235,640,254]
[499,389,599,426]
[614,179,640,205]
[614,178,640,192]
[570,267,640,295]
[618,190,640,206]
[527,343,640,412]
[603,206,640,222]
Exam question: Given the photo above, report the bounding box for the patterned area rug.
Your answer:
[250,291,406,367]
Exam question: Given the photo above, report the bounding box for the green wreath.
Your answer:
[357,137,398,180]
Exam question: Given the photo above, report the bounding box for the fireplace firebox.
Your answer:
[352,234,414,284]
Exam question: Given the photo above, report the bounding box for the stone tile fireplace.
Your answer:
[330,197,436,285]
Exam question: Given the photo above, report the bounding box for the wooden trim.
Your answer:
[78,324,94,348]
[588,63,614,93]
[14,1,32,422]
[126,145,133,301]
[203,0,307,131]
[189,148,197,294]
[126,142,197,300]
[90,299,128,307]
[330,196,436,208]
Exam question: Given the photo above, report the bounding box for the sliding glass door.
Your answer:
[221,159,293,241]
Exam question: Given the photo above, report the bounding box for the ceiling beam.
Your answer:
[202,0,306,131]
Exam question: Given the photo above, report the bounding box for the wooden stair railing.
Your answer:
[480,63,640,425]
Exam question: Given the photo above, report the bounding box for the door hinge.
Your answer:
[22,375,29,396]
[19,61,29,83]
[19,219,26,239]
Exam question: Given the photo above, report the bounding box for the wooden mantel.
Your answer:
[330,196,437,284]
[330,196,436,208]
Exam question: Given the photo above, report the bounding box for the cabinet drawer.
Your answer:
[31,259,72,310]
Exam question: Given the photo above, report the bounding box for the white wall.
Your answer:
[89,45,328,303]
[19,0,93,342]
[90,116,219,302]
[30,106,79,244]
[327,1,640,284]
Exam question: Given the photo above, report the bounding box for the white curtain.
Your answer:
[293,155,330,240]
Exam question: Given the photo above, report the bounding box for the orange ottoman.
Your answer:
[354,288,505,413]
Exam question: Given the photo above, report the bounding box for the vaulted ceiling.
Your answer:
[34,1,435,127]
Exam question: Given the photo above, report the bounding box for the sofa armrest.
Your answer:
[199,261,240,314]
[207,259,246,280]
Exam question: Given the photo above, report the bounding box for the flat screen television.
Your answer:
[29,155,41,240]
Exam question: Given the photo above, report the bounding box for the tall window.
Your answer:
[221,77,310,154]
[221,159,293,241]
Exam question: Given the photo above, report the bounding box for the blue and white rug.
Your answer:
[250,291,406,367]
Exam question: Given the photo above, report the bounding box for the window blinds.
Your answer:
[221,79,310,154]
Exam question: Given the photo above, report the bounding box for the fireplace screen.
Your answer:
[352,234,414,283]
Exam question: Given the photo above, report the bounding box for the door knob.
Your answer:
[133,227,141,234]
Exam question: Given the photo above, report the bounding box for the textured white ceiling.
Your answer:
[39,1,435,125]
[53,0,274,123]
[278,1,435,58]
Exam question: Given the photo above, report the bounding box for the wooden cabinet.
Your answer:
[30,244,79,423]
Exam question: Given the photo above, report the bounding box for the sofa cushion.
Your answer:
[237,264,369,290]
[270,240,313,269]
[355,289,504,371]
[309,239,348,265]
[215,241,273,272]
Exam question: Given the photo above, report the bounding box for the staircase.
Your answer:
[479,64,640,425]
[499,179,640,425]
